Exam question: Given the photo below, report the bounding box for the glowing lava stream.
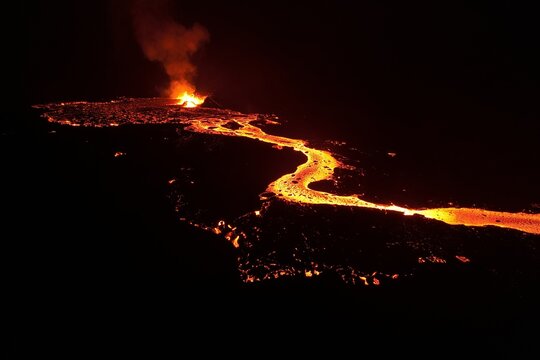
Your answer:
[187,114,540,235]
[36,99,540,235]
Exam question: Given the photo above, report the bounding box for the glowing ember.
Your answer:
[418,256,447,264]
[176,91,206,108]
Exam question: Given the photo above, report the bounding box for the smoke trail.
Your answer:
[132,0,209,98]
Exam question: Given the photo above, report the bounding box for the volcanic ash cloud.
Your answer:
[132,0,209,98]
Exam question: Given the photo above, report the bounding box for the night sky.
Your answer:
[22,1,540,163]
[23,2,539,116]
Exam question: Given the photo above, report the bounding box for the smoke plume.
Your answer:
[132,0,209,98]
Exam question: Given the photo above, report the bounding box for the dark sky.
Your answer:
[21,1,540,146]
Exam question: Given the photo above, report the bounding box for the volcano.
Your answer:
[15,1,540,354]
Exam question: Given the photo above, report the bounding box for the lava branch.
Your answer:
[186,113,540,235]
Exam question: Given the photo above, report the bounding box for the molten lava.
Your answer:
[176,91,206,108]
[184,109,540,235]
[36,99,540,235]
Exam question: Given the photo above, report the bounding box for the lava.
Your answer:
[35,99,540,235]
[176,91,206,108]
[184,106,540,235]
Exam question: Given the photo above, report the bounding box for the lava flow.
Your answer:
[35,99,540,235]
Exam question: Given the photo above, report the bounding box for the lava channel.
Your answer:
[36,99,540,235]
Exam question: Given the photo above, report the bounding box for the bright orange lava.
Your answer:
[186,112,540,235]
[176,92,206,108]
[36,99,540,236]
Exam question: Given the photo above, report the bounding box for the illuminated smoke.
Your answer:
[132,0,209,98]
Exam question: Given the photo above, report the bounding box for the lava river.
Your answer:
[36,98,540,235]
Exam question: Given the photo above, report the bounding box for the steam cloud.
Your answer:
[132,0,209,97]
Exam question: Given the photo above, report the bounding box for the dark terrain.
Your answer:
[5,105,539,356]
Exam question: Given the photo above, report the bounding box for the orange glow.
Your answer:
[418,256,446,264]
[176,91,206,108]
[231,235,240,248]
